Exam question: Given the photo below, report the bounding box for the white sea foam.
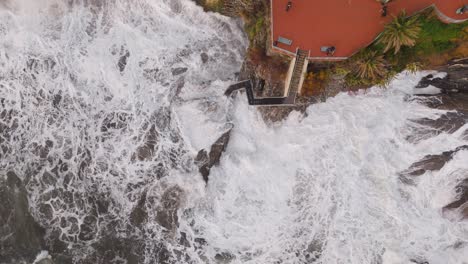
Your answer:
[182,72,468,263]
[1,0,467,263]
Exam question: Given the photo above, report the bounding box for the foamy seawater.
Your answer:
[0,1,467,264]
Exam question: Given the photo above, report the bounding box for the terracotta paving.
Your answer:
[271,0,468,59]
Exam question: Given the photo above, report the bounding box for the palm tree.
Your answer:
[378,10,421,54]
[352,50,387,81]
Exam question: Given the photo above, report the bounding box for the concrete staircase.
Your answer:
[225,49,309,106]
[287,49,309,98]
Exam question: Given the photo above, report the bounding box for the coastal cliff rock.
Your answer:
[409,58,468,141]
[405,59,468,220]
[416,58,468,93]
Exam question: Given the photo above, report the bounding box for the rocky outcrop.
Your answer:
[443,178,468,219]
[195,129,232,183]
[400,145,468,178]
[406,60,468,220]
[406,110,468,143]
[416,58,468,93]
[0,172,46,263]
[130,191,148,228]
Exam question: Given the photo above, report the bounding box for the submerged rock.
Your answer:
[83,236,144,264]
[214,252,235,263]
[0,172,46,263]
[130,191,148,228]
[156,186,185,231]
[134,124,159,161]
[201,52,209,63]
[118,50,130,73]
[171,67,188,76]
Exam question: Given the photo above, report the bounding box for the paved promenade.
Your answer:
[272,0,468,59]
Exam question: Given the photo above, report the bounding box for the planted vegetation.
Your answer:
[198,1,467,96]
[341,8,468,87]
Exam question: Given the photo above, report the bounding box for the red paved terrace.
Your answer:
[271,0,468,60]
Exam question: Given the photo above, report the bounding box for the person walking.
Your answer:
[286,1,292,12]
[381,3,388,17]
[456,5,468,14]
[377,0,391,16]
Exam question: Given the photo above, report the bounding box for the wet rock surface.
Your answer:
[130,191,148,228]
[416,58,468,93]
[171,67,188,76]
[117,50,130,73]
[443,178,468,219]
[401,145,468,177]
[412,64,468,143]
[406,109,468,143]
[406,59,468,220]
[200,52,209,64]
[82,236,145,264]
[195,129,232,183]
[156,186,185,231]
[0,172,46,263]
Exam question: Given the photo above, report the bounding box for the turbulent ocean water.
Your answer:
[1,0,468,263]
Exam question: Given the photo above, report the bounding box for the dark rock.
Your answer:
[155,245,171,264]
[118,50,130,73]
[194,237,207,250]
[443,178,468,219]
[215,252,235,263]
[53,254,73,264]
[36,257,54,264]
[134,124,159,161]
[78,215,98,241]
[415,93,468,112]
[95,194,110,215]
[143,68,159,80]
[48,228,68,254]
[38,203,54,221]
[100,112,130,132]
[195,129,232,183]
[173,76,185,98]
[83,236,144,264]
[178,232,190,247]
[304,238,323,262]
[410,259,429,264]
[400,145,468,177]
[406,111,468,143]
[171,67,188,76]
[52,93,62,108]
[42,171,58,186]
[156,186,184,231]
[0,171,46,263]
[194,149,208,166]
[200,53,209,63]
[416,58,468,93]
[130,192,148,228]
